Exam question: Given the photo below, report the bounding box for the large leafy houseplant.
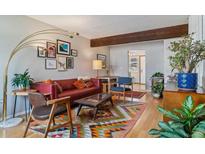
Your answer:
[149,96,205,138]
[169,33,205,73]
[169,34,205,91]
[11,69,34,90]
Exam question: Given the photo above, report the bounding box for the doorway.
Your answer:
[128,50,146,84]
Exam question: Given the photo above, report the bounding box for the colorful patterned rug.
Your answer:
[30,100,147,138]
[125,91,146,98]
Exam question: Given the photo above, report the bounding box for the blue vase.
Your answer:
[177,73,198,91]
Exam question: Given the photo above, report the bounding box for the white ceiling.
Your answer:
[29,15,189,39]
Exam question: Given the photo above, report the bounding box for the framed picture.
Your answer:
[47,42,56,58]
[57,39,71,55]
[45,59,57,70]
[67,57,74,69]
[71,49,78,57]
[97,54,106,69]
[37,46,47,58]
[57,56,67,71]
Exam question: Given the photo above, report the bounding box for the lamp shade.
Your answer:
[92,60,102,70]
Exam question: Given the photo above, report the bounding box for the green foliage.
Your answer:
[11,69,34,89]
[149,96,205,138]
[169,33,205,73]
[151,72,164,77]
[151,72,164,95]
[152,82,164,94]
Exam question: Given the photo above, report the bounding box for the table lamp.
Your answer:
[93,60,102,78]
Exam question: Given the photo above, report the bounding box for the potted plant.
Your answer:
[11,69,34,90]
[148,96,205,138]
[169,33,205,91]
[152,82,164,98]
[151,72,164,98]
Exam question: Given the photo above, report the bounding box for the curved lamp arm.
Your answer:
[2,29,79,121]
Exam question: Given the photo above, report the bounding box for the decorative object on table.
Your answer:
[149,96,205,138]
[166,74,178,90]
[151,72,164,98]
[57,56,67,71]
[37,46,47,58]
[169,33,205,91]
[167,74,177,83]
[71,49,78,57]
[11,69,34,90]
[57,39,71,55]
[1,29,78,128]
[46,42,56,58]
[92,60,102,78]
[67,57,74,69]
[97,54,106,69]
[45,59,57,70]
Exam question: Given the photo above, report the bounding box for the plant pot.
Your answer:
[177,73,198,91]
[152,93,161,98]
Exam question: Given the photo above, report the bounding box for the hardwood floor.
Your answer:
[0,85,162,138]
[126,93,162,138]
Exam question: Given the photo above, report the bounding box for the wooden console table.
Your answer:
[163,88,205,122]
[98,76,118,93]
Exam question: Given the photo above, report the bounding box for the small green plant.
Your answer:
[11,69,34,89]
[151,72,164,98]
[152,82,164,94]
[149,96,205,138]
[169,33,205,73]
[151,72,164,78]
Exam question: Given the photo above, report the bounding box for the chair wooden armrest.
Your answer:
[46,96,70,105]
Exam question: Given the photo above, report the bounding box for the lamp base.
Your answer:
[0,118,23,128]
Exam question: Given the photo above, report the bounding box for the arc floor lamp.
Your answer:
[0,29,79,128]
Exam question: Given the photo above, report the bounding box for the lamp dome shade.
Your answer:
[92,60,102,70]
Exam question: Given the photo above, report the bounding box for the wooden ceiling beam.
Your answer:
[90,24,188,47]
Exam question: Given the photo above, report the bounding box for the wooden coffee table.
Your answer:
[74,93,113,120]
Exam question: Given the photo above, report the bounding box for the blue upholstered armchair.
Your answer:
[110,77,133,102]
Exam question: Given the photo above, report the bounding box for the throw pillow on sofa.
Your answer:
[43,79,53,84]
[85,80,94,88]
[73,80,86,89]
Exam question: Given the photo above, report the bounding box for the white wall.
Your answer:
[188,15,205,87]
[109,40,164,88]
[0,16,109,117]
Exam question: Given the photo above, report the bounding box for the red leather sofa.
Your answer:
[32,78,102,105]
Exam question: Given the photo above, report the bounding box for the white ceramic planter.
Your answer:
[152,93,160,98]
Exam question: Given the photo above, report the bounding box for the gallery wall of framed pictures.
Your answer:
[37,39,77,71]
